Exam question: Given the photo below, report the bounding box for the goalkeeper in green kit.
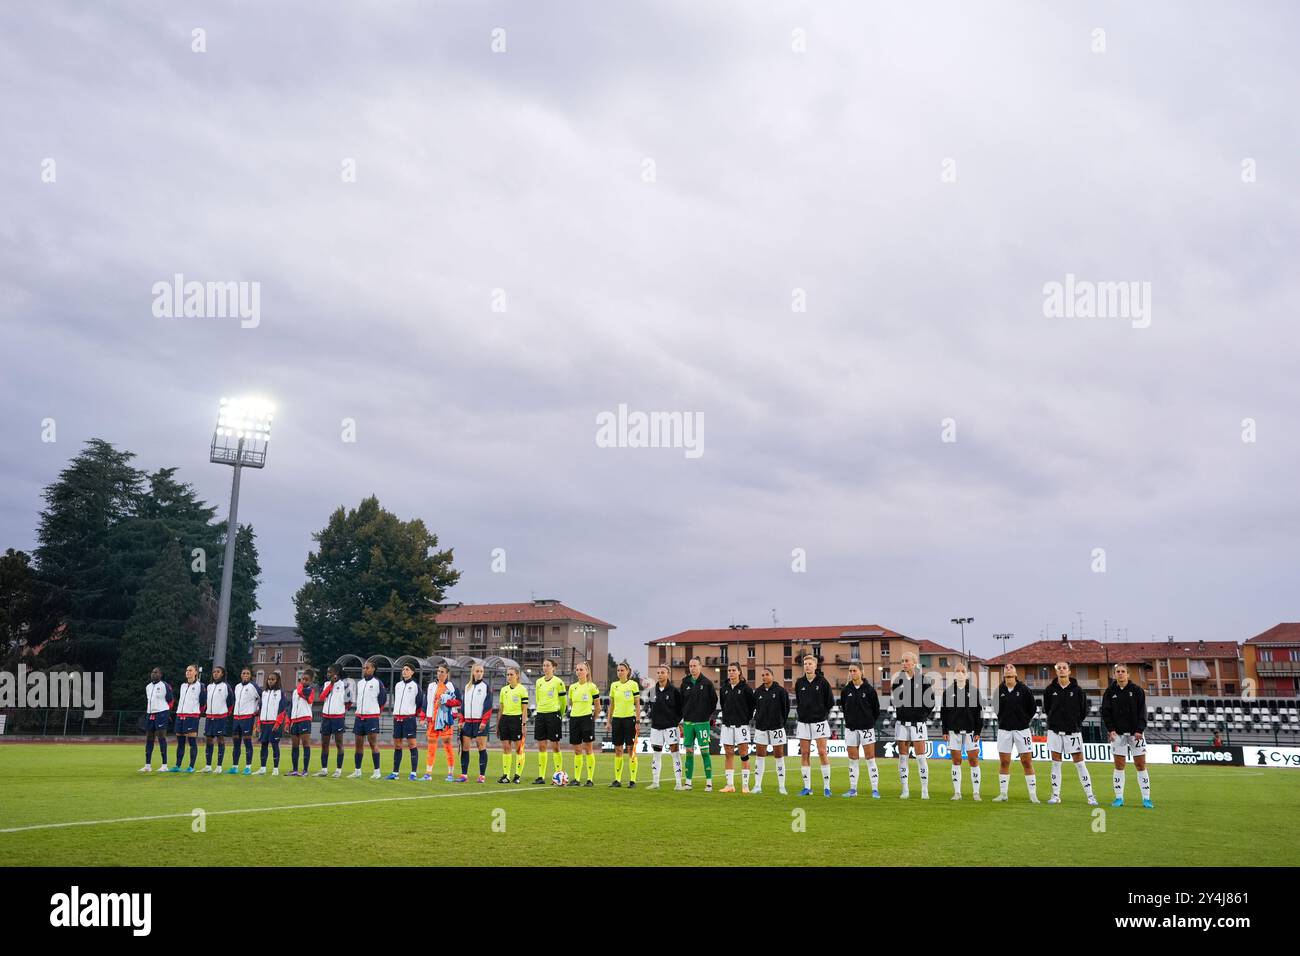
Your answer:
[678,657,719,791]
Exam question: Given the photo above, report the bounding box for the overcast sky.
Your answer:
[2,1,1297,664]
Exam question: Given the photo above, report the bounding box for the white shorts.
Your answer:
[795,720,830,741]
[1048,730,1083,756]
[894,721,928,743]
[845,728,876,748]
[720,724,752,747]
[753,727,787,747]
[997,728,1034,755]
[1112,733,1146,758]
[648,726,680,749]
[947,731,979,754]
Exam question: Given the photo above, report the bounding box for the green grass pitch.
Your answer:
[1,744,1296,866]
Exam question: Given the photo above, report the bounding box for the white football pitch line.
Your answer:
[0,785,549,834]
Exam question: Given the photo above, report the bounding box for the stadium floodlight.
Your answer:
[209,396,275,669]
[950,617,974,664]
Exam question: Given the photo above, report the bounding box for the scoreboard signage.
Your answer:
[1170,744,1243,766]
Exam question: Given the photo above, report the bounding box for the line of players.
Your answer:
[136,650,1153,807]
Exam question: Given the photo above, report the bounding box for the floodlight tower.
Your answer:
[209,397,273,669]
[950,617,974,664]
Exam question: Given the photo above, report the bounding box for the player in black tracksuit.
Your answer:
[940,660,984,799]
[890,652,935,798]
[1100,663,1152,807]
[840,662,881,796]
[995,665,1040,802]
[719,663,757,791]
[1043,663,1097,805]
[647,665,684,789]
[751,667,791,793]
[793,655,836,795]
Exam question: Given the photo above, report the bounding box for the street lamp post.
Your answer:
[992,633,1014,659]
[209,397,273,670]
[950,617,973,664]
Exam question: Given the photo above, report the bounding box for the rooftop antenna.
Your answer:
[771,608,779,625]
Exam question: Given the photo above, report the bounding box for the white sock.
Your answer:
[951,764,961,794]
[1137,770,1151,800]
[971,765,981,791]
[672,752,682,784]
[1075,760,1094,799]
[1051,761,1062,798]
[652,752,662,785]
[775,757,786,786]
[725,768,734,786]
[849,758,860,790]
[801,765,811,789]
[916,755,929,793]
[867,758,879,792]
[898,753,909,789]
[820,762,831,789]
[754,755,765,787]
[742,767,750,788]
[1113,769,1124,799]
[1025,774,1037,798]
[999,773,1010,796]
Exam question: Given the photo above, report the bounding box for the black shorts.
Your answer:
[497,715,523,742]
[568,715,595,745]
[534,712,562,742]
[611,716,637,747]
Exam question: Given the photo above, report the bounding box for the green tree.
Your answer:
[216,523,260,675]
[112,539,203,706]
[34,439,145,660]
[0,548,40,658]
[294,496,459,666]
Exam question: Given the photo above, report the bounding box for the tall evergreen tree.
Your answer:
[34,439,145,674]
[112,539,203,706]
[295,496,459,666]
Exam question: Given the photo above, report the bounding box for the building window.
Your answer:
[492,627,502,638]
[784,668,792,681]
[849,643,860,661]
[295,669,304,683]
[552,626,560,634]
[458,627,466,638]
[811,643,821,660]
[782,643,792,658]
[747,644,755,659]
[472,626,485,640]
[256,670,265,684]
[1260,649,1272,662]
[939,656,948,667]
[747,668,755,683]
[659,646,666,663]
[257,649,265,663]
[1172,671,1188,680]
[882,668,891,682]
[880,642,890,658]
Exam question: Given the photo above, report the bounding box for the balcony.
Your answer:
[1256,660,1300,676]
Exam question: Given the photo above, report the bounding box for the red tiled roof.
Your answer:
[1245,623,1300,645]
[647,625,908,646]
[985,640,1111,666]
[435,602,614,629]
[986,638,1240,665]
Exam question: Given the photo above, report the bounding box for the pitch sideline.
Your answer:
[0,785,549,834]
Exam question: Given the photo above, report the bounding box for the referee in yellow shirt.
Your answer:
[565,661,602,787]
[531,658,567,784]
[607,661,641,788]
[496,667,528,784]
